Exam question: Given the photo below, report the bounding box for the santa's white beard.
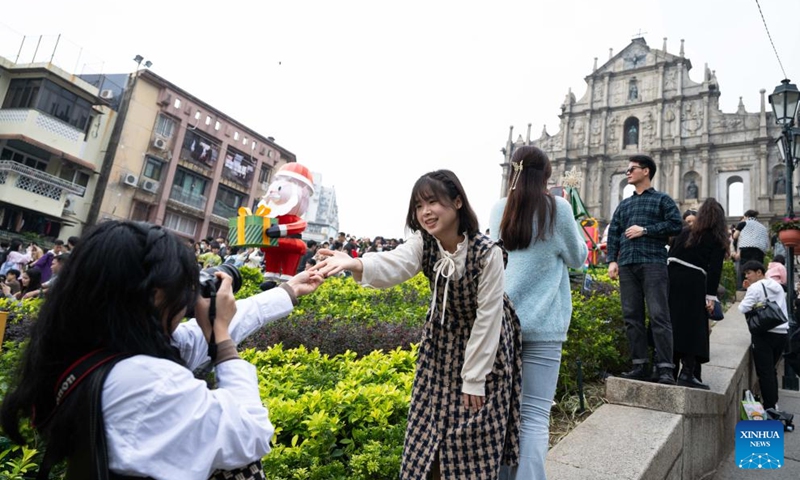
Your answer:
[267,195,299,217]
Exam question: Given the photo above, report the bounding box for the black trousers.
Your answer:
[619,263,674,369]
[751,331,788,410]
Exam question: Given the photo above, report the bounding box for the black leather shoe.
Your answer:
[620,364,650,381]
[676,372,708,390]
[657,367,677,385]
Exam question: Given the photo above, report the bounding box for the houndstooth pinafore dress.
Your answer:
[400,232,522,480]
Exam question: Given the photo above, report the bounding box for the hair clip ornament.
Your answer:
[510,161,524,191]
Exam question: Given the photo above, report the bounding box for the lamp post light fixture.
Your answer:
[769,78,800,391]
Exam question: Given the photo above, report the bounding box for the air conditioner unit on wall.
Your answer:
[140,178,159,194]
[100,89,114,99]
[63,194,77,216]
[123,173,138,187]
[153,138,168,150]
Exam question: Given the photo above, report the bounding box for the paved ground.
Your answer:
[713,388,800,478]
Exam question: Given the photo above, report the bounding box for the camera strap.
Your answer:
[207,288,218,362]
[37,349,134,480]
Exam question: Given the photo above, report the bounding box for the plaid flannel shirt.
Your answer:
[607,187,683,266]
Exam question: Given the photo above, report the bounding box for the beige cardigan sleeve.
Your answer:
[461,246,505,396]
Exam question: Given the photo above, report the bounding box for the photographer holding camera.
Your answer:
[0,221,324,479]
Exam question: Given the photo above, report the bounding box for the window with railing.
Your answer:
[1,147,48,171]
[222,147,255,187]
[164,210,198,237]
[180,128,219,169]
[213,185,245,218]
[3,78,92,131]
[58,164,90,196]
[170,168,208,210]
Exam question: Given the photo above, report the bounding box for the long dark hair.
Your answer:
[19,267,42,296]
[686,197,729,250]
[405,169,479,236]
[0,221,200,445]
[500,146,556,250]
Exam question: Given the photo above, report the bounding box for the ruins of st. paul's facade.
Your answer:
[501,37,786,221]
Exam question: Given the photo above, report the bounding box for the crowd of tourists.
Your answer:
[0,236,75,301]
[608,155,791,421]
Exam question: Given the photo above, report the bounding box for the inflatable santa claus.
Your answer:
[258,163,314,278]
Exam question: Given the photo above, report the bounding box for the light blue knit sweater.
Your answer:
[489,196,588,343]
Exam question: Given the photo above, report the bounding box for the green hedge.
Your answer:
[244,345,415,480]
[287,275,430,326]
[560,270,627,394]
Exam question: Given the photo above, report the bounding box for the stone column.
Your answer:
[581,159,590,200]
[652,152,662,192]
[759,149,768,198]
[595,158,605,208]
[702,96,710,143]
[700,151,710,199]
[672,154,682,199]
[556,159,567,184]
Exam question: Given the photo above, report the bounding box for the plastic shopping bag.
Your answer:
[740,390,766,420]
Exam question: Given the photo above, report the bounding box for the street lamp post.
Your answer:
[769,78,800,391]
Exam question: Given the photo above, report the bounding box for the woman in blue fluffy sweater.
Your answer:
[490,146,588,480]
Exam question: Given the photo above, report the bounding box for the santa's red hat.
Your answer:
[275,163,314,193]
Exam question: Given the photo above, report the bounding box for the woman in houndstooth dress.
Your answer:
[314,169,522,479]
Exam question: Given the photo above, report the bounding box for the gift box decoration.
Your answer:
[228,207,279,248]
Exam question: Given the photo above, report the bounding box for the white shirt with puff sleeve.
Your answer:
[103,287,294,480]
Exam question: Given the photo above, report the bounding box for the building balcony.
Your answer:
[0,160,86,217]
[0,109,90,163]
[212,201,238,219]
[168,186,207,211]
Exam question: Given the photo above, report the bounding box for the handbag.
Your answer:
[745,283,788,334]
[708,299,724,321]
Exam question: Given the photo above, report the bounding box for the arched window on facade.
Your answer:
[622,184,635,199]
[727,176,744,217]
[623,117,639,147]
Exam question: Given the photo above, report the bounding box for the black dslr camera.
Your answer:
[198,264,243,298]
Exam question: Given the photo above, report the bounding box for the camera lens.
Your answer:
[199,264,242,298]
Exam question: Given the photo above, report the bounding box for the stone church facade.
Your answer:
[500,37,786,222]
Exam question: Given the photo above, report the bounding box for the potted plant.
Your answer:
[771,216,800,248]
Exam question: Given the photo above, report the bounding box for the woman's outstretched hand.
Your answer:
[311,249,363,278]
[286,270,326,297]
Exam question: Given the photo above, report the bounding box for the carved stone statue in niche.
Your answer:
[774,171,786,195]
[629,82,638,101]
[686,179,699,199]
[626,124,638,146]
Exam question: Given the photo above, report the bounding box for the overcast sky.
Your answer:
[3,0,799,239]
